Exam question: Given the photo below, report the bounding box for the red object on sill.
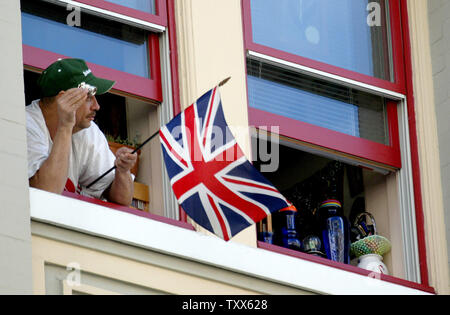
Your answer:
[62,191,195,231]
[257,241,435,294]
[73,0,168,27]
[279,202,297,213]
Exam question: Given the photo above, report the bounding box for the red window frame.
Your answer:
[249,100,401,169]
[22,26,162,102]
[74,0,167,27]
[243,0,403,169]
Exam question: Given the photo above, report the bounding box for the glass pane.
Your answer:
[251,0,393,81]
[21,0,150,78]
[247,59,389,145]
[105,0,156,14]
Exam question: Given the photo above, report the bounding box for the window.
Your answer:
[104,0,156,14]
[70,0,167,26]
[22,0,178,219]
[247,59,400,168]
[21,0,162,100]
[22,3,152,78]
[243,0,425,285]
[244,0,405,92]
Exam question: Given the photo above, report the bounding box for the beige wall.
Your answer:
[428,0,450,293]
[31,222,314,295]
[407,0,450,294]
[0,0,33,294]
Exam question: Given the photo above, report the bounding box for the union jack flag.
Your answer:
[160,86,289,241]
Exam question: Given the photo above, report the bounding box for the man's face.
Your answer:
[74,94,100,132]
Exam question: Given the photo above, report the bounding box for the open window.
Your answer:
[22,0,176,219]
[253,134,403,279]
[243,0,425,286]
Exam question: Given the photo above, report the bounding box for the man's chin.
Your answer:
[74,121,92,133]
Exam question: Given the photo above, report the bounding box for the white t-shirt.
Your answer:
[26,99,124,199]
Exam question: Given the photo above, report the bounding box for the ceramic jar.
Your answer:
[357,254,389,275]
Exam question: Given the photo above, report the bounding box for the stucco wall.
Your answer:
[0,0,33,294]
[428,0,450,285]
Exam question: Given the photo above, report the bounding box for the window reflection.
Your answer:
[105,0,156,14]
[247,59,389,145]
[21,0,150,78]
[251,0,393,81]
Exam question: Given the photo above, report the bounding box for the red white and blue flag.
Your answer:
[160,86,289,241]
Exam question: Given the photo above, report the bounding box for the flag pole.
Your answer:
[219,76,231,87]
[86,130,159,189]
[86,77,232,190]
[267,214,273,233]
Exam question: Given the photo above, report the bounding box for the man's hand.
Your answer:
[105,147,137,206]
[114,147,138,174]
[55,88,88,129]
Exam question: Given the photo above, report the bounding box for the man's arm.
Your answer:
[29,89,87,194]
[104,147,137,206]
[29,124,72,193]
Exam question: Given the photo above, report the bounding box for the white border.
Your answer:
[397,99,421,282]
[43,0,166,33]
[29,188,431,295]
[247,51,406,101]
[159,30,179,220]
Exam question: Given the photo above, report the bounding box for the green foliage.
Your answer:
[106,134,141,149]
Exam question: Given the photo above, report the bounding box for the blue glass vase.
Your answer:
[318,200,350,264]
[280,209,302,251]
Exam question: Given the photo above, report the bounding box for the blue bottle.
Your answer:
[279,203,302,251]
[318,200,350,264]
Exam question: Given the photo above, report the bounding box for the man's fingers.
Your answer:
[57,88,88,107]
[72,93,88,109]
[57,87,83,101]
[115,150,137,172]
[118,152,137,162]
[69,89,88,107]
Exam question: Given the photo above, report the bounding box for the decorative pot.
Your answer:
[357,254,389,275]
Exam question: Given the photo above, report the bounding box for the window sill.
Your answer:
[29,188,434,295]
[61,190,193,231]
[257,242,435,295]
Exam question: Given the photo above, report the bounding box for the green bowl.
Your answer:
[351,235,391,258]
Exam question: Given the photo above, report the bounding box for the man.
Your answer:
[26,58,137,206]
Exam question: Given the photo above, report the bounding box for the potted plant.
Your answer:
[106,134,141,177]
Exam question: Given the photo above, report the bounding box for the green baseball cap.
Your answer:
[37,58,116,97]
